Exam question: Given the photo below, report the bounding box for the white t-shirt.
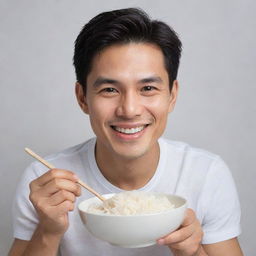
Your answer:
[12,137,241,256]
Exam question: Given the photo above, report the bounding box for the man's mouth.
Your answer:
[111,125,148,134]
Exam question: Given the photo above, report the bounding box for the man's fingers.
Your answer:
[168,231,203,255]
[181,208,196,227]
[56,200,75,215]
[48,190,76,206]
[29,169,81,210]
[157,208,202,246]
[30,169,78,188]
[30,192,76,219]
[41,178,81,196]
[158,230,203,256]
[158,224,194,244]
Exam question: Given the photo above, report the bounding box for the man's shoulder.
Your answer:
[160,137,220,163]
[44,137,95,162]
[28,137,96,175]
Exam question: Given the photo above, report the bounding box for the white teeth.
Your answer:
[114,126,145,134]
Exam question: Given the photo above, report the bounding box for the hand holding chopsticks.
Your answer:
[25,147,105,201]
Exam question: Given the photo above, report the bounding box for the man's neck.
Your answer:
[95,141,160,190]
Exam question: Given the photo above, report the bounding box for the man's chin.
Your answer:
[111,146,149,161]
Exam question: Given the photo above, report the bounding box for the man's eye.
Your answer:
[142,85,156,91]
[101,87,118,93]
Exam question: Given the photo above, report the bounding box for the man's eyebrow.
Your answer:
[93,77,119,88]
[92,76,163,88]
[139,76,163,84]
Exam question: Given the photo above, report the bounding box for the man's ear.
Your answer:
[168,80,179,113]
[75,82,89,114]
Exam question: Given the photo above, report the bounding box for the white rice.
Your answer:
[87,191,175,215]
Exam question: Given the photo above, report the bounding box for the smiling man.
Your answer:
[78,42,177,190]
[9,8,243,256]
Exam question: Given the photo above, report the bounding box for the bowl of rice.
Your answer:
[78,191,187,248]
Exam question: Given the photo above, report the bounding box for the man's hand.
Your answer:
[157,208,206,256]
[29,169,81,236]
[8,169,81,256]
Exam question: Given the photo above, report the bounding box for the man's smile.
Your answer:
[111,125,148,135]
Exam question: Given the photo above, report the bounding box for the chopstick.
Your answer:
[24,147,106,201]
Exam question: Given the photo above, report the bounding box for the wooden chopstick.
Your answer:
[24,147,106,201]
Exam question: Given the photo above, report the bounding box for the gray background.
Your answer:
[0,0,255,255]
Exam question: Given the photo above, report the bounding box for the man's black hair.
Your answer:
[73,8,182,92]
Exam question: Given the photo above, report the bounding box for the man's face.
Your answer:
[76,43,178,160]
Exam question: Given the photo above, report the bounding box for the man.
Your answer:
[9,8,243,256]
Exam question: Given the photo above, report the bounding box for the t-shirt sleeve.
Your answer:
[200,157,241,244]
[12,164,40,241]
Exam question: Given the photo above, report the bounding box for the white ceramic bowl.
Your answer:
[78,193,187,248]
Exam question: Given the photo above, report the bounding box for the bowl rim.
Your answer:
[78,192,187,217]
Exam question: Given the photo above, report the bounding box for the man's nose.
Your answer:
[116,91,142,119]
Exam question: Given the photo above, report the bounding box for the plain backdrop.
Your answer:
[0,0,255,255]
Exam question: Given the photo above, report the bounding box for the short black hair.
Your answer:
[73,8,182,92]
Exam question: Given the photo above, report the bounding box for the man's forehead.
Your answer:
[87,43,168,84]
[91,42,165,67]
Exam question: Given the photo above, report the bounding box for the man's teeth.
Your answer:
[114,126,145,134]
